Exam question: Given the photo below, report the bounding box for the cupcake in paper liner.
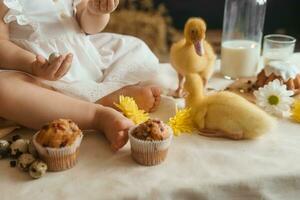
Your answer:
[129,119,173,166]
[33,119,83,171]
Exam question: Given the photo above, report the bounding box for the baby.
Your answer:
[0,0,174,151]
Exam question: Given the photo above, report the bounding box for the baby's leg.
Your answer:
[97,83,161,113]
[0,72,133,150]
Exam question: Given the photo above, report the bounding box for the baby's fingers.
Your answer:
[55,54,73,79]
[111,131,129,152]
[47,55,64,75]
[114,0,119,8]
[36,55,47,67]
[31,55,47,76]
[100,0,108,12]
[107,0,115,11]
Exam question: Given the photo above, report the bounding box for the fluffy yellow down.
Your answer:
[292,100,300,123]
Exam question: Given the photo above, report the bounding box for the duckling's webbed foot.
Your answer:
[169,73,187,98]
[169,88,187,98]
[199,129,244,140]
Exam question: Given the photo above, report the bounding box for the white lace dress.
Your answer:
[0,0,177,102]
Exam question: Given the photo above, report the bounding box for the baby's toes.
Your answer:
[149,86,161,112]
[111,131,129,151]
[150,86,161,97]
[150,95,161,112]
[110,118,133,151]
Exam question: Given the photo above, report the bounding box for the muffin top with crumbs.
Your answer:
[36,119,82,148]
[132,119,169,141]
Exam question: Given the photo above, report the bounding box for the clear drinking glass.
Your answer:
[263,34,296,66]
[221,0,267,79]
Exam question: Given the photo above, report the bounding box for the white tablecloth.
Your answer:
[1,54,300,200]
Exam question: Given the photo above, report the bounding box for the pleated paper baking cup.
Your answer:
[129,125,173,166]
[33,132,83,171]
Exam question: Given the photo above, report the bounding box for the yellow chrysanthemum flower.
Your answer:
[114,96,149,125]
[115,95,196,135]
[167,107,196,136]
[292,99,300,123]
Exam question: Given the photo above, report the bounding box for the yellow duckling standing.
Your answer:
[171,18,275,139]
[170,18,216,97]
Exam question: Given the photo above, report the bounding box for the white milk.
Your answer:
[221,40,261,79]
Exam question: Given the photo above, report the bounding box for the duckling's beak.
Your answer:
[194,40,205,56]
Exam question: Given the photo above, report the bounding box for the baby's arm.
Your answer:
[0,3,35,73]
[0,3,73,80]
[76,0,119,34]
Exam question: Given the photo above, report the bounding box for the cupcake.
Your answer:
[33,119,83,171]
[129,119,173,166]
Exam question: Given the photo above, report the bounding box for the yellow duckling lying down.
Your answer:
[185,74,275,139]
[170,17,275,139]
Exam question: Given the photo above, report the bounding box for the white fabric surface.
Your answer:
[1,0,175,102]
[1,0,299,198]
[1,56,300,199]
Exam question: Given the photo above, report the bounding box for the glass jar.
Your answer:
[263,34,296,66]
[221,0,267,79]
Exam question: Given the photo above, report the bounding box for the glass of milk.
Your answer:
[263,34,296,66]
[221,0,267,79]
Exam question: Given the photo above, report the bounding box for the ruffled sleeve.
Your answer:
[2,0,22,11]
[2,0,29,25]
[2,0,39,40]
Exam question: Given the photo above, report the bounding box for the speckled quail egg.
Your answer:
[0,140,10,159]
[29,160,48,179]
[10,139,29,157]
[12,135,21,142]
[28,140,38,158]
[17,153,36,171]
[48,52,60,64]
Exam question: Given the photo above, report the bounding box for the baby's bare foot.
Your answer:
[97,83,161,112]
[94,106,134,151]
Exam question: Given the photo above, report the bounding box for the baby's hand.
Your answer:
[31,54,73,81]
[87,0,119,15]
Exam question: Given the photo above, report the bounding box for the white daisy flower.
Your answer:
[254,79,294,117]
